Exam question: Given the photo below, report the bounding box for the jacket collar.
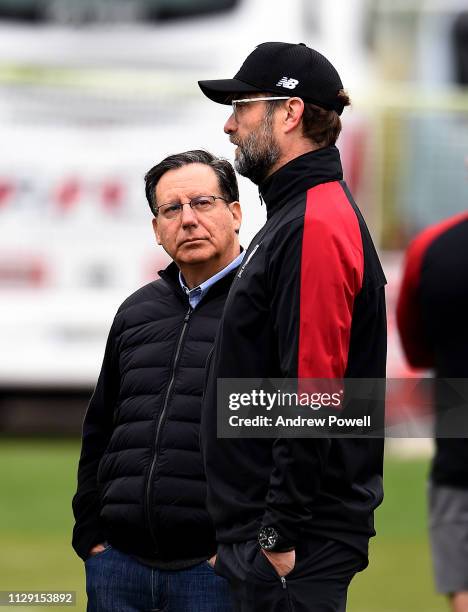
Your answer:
[259,145,343,219]
[158,261,185,299]
[158,258,240,305]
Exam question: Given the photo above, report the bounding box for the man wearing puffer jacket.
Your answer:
[72,150,242,612]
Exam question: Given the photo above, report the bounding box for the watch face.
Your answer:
[258,527,278,550]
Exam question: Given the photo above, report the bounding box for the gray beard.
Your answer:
[233,127,281,186]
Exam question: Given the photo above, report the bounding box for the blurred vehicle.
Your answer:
[0,0,374,394]
[0,0,237,23]
[8,0,468,397]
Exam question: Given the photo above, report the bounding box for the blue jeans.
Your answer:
[85,545,233,612]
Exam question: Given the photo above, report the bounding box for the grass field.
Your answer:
[0,439,448,612]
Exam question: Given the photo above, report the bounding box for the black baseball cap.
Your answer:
[198,42,346,115]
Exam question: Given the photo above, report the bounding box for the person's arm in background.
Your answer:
[72,318,120,560]
[397,235,434,368]
[261,184,365,571]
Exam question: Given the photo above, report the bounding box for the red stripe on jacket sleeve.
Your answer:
[396,211,468,369]
[298,181,364,379]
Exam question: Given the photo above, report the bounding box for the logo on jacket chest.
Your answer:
[237,244,261,278]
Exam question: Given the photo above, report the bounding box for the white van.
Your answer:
[0,0,378,390]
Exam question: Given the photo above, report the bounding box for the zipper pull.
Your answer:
[184,308,192,322]
[280,576,287,590]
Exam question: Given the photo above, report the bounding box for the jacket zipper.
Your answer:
[144,306,192,553]
[280,576,294,611]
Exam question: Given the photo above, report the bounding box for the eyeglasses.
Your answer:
[156,195,228,220]
[231,96,290,119]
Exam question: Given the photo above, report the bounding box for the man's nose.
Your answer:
[224,113,236,135]
[180,202,198,227]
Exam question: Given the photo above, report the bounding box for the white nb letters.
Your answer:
[276,77,299,89]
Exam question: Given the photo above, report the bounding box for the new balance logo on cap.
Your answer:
[276,77,299,89]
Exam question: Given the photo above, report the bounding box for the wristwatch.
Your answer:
[258,526,295,552]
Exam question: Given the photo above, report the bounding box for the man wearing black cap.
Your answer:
[198,42,387,611]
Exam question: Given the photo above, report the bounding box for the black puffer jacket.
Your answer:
[72,261,238,561]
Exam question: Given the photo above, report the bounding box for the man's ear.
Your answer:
[230,201,242,234]
[152,217,162,245]
[282,97,304,135]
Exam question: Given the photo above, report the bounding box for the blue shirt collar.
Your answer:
[179,251,245,309]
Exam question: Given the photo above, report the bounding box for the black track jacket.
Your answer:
[397,211,468,488]
[201,146,387,557]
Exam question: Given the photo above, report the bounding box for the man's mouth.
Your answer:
[179,238,207,247]
[230,141,241,156]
